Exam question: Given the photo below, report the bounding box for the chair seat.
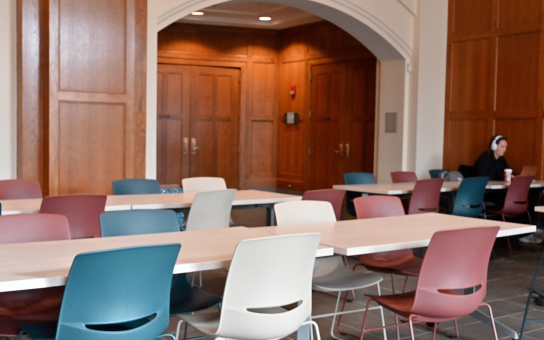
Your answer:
[362,256,422,277]
[312,269,382,292]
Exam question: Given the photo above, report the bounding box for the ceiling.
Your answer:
[176,1,323,30]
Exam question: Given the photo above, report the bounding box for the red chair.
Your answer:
[391,171,418,183]
[0,214,70,337]
[0,179,42,199]
[354,196,422,293]
[484,176,533,256]
[360,226,500,340]
[408,178,444,214]
[302,189,346,220]
[40,194,107,239]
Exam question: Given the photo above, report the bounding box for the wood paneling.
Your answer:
[445,0,544,179]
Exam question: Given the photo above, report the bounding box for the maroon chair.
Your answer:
[0,214,70,337]
[485,176,534,256]
[408,178,444,214]
[40,194,107,239]
[302,189,346,221]
[354,196,422,293]
[391,171,418,183]
[0,179,42,200]
[361,226,499,340]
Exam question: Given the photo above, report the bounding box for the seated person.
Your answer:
[474,135,511,180]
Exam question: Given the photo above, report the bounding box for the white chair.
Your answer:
[181,176,227,193]
[274,200,386,339]
[185,189,237,231]
[179,233,323,340]
[185,188,237,287]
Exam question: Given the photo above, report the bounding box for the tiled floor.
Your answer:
[165,209,544,340]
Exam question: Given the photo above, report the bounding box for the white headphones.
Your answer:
[490,135,503,151]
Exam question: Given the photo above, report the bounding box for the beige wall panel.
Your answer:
[58,102,125,194]
[449,39,491,112]
[59,0,126,93]
[496,32,540,111]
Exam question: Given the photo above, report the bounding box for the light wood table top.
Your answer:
[0,226,331,293]
[0,190,301,215]
[333,180,544,195]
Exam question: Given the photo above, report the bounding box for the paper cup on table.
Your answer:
[504,168,513,182]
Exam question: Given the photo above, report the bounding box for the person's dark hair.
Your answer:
[489,135,507,151]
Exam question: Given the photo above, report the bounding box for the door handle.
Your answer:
[191,138,199,155]
[345,143,350,159]
[334,144,344,158]
[183,138,189,155]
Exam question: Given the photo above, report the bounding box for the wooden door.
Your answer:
[309,61,375,190]
[157,64,240,188]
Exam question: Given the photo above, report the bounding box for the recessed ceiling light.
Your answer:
[191,11,204,16]
[259,16,272,21]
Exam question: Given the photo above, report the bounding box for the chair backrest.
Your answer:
[411,226,499,319]
[343,172,377,185]
[343,172,376,216]
[520,165,537,177]
[451,176,489,217]
[216,233,320,340]
[0,179,43,200]
[185,189,237,231]
[429,169,447,178]
[111,178,161,195]
[408,178,444,214]
[181,177,227,193]
[391,171,418,183]
[354,195,405,219]
[275,200,337,225]
[502,176,533,216]
[100,209,180,237]
[39,194,107,239]
[0,214,70,243]
[302,189,345,220]
[55,244,180,340]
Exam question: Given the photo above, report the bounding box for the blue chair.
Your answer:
[112,178,161,195]
[429,168,447,178]
[343,172,377,216]
[99,209,222,340]
[451,176,489,217]
[19,244,181,340]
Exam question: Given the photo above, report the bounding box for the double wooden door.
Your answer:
[309,61,376,190]
[157,64,240,187]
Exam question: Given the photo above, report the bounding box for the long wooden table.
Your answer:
[333,180,544,195]
[0,190,301,225]
[0,213,533,293]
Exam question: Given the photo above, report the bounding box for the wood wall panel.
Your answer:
[494,118,537,173]
[449,39,491,112]
[444,118,488,171]
[58,102,126,194]
[496,32,540,111]
[450,0,493,35]
[249,121,275,178]
[445,0,544,179]
[498,0,541,29]
[58,0,126,93]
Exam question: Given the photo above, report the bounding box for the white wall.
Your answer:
[0,0,17,180]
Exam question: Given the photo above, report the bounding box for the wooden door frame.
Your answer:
[157,58,246,187]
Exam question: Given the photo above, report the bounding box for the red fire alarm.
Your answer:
[290,85,296,96]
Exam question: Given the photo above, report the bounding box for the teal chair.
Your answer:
[112,178,161,195]
[343,172,376,217]
[99,209,222,340]
[451,176,489,217]
[429,169,447,178]
[19,244,181,340]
